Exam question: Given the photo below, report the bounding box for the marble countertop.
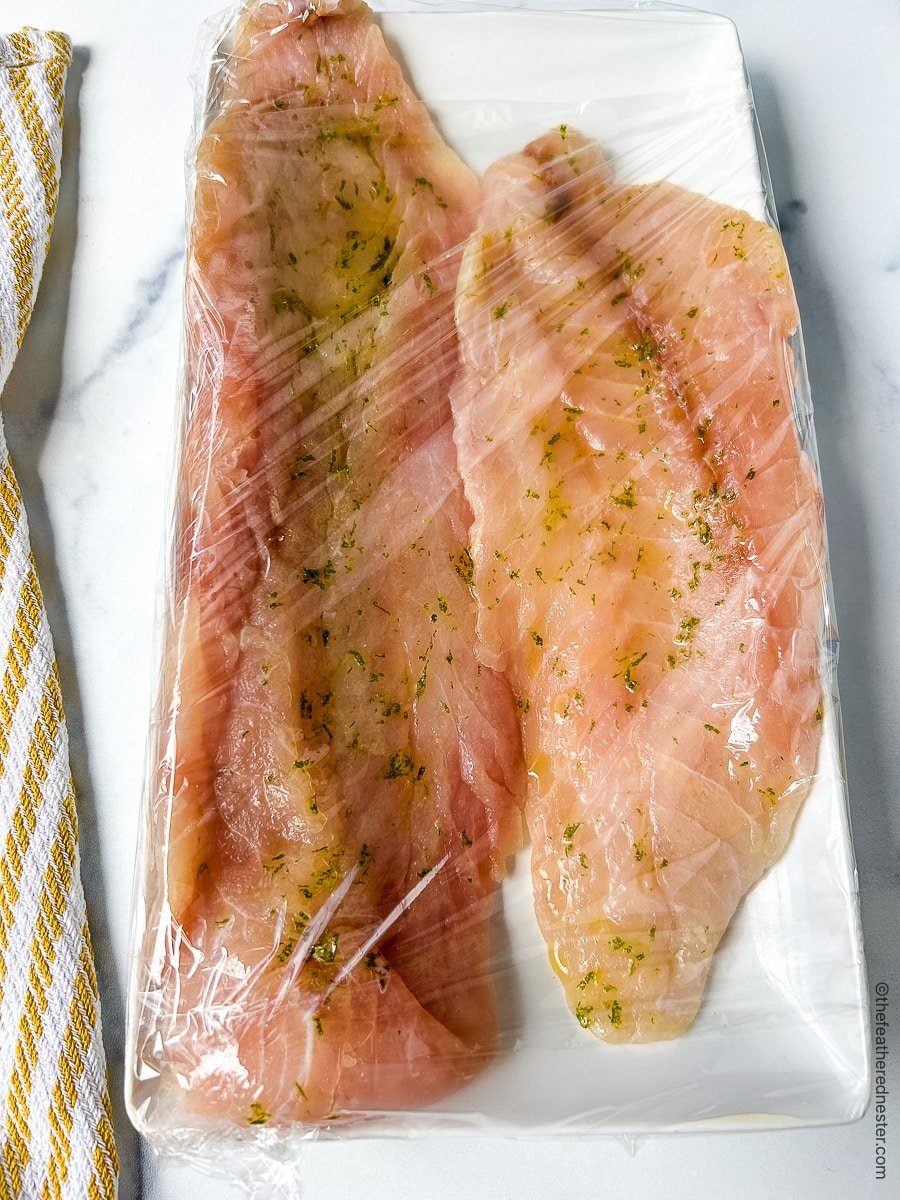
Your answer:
[2,1,898,1197]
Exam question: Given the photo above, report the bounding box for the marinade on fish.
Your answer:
[451,128,824,1041]
[133,0,522,1128]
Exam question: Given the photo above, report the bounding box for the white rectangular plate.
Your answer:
[180,4,869,1139]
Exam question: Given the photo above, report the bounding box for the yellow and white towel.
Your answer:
[0,28,118,1200]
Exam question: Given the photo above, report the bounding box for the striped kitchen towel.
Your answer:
[0,27,118,1200]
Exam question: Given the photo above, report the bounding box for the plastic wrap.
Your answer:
[126,0,869,1182]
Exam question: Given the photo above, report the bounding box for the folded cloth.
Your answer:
[0,28,118,1200]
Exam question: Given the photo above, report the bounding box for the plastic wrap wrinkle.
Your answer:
[127,0,868,1167]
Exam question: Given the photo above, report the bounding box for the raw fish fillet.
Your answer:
[451,129,824,1041]
[133,0,522,1128]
